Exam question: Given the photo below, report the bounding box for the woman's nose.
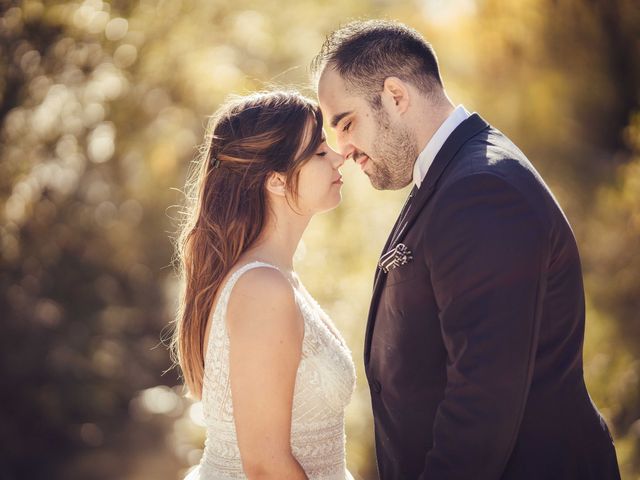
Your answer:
[331,148,345,168]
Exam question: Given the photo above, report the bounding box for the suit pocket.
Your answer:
[384,264,421,287]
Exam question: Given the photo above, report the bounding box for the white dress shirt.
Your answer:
[412,105,471,188]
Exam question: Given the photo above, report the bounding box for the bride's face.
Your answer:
[293,128,345,215]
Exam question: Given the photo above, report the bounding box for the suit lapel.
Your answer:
[393,114,490,247]
[372,185,418,287]
[364,113,490,367]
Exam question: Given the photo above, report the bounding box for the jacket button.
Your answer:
[371,380,382,394]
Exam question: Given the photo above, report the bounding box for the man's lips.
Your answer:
[354,154,369,170]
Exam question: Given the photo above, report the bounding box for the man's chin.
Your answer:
[369,175,412,191]
[370,180,388,191]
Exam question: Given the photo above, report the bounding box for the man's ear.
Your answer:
[381,76,410,115]
[265,172,287,197]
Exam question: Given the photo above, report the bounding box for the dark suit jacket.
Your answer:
[365,114,621,480]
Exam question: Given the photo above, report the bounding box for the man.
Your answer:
[312,20,621,480]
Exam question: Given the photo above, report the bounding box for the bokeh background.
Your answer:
[1,0,639,478]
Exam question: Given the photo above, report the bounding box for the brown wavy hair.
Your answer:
[171,90,324,398]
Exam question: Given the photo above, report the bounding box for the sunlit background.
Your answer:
[1,0,639,479]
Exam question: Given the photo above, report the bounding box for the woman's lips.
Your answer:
[332,176,343,185]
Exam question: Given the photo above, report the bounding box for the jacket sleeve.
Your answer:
[419,172,549,480]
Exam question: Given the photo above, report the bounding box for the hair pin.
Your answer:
[210,157,221,169]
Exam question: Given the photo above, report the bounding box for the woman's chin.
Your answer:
[314,195,343,215]
[327,194,343,212]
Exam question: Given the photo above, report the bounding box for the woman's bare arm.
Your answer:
[226,267,307,480]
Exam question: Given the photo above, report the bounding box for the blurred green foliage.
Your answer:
[0,0,638,479]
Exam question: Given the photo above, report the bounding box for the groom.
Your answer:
[312,20,621,480]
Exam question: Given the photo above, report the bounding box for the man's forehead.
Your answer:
[318,69,357,124]
[318,68,349,102]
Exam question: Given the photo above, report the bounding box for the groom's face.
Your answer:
[317,68,416,190]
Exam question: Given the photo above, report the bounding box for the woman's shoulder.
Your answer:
[230,262,292,301]
[225,262,303,336]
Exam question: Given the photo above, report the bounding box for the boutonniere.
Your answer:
[378,243,413,273]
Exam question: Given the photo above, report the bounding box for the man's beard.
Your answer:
[367,109,418,190]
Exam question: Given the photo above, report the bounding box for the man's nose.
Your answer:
[337,138,355,162]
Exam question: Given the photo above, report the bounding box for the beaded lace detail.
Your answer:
[194,261,356,480]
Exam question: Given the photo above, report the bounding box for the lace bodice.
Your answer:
[191,261,356,480]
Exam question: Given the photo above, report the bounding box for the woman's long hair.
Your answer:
[170,90,324,399]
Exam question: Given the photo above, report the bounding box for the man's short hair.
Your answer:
[311,20,443,103]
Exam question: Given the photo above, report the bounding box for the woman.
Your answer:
[171,90,356,480]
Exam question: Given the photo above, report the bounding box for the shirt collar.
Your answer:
[412,105,470,188]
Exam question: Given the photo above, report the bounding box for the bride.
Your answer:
[171,90,356,479]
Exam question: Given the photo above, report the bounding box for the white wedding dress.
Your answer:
[186,261,356,480]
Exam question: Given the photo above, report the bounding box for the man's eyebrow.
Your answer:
[330,111,352,128]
